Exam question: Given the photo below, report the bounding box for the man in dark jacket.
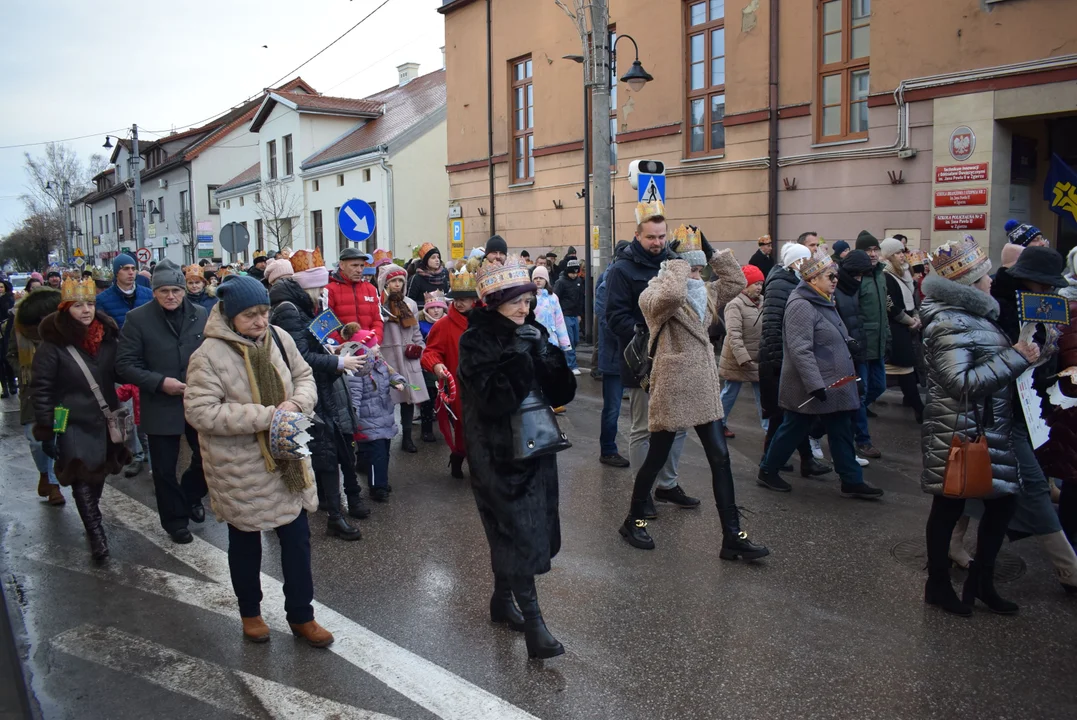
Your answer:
[833,250,870,365]
[759,242,830,476]
[605,211,692,512]
[555,246,579,280]
[852,231,889,459]
[553,259,584,374]
[748,234,774,279]
[594,241,631,467]
[270,273,366,538]
[247,253,268,285]
[116,260,209,544]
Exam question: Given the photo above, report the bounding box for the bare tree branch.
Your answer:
[253,180,301,251]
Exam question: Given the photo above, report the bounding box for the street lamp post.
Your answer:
[103,124,144,252]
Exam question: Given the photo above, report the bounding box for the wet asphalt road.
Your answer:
[2,371,1076,720]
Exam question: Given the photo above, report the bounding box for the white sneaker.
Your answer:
[572,368,582,375]
[855,456,870,467]
[810,438,824,460]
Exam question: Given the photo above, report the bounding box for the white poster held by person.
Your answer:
[1016,366,1051,449]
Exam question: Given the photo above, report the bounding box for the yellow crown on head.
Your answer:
[475,255,532,300]
[372,248,394,267]
[61,276,97,304]
[449,257,479,293]
[635,200,666,225]
[800,249,836,281]
[289,248,324,274]
[671,225,702,253]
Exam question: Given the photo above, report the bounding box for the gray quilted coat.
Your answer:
[918,272,1029,497]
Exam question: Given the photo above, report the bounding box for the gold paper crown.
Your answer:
[185,264,205,281]
[906,250,928,267]
[253,251,267,260]
[800,249,836,281]
[418,242,438,261]
[60,276,97,303]
[475,255,532,300]
[424,290,448,307]
[671,225,703,253]
[635,200,666,225]
[372,248,393,267]
[289,248,324,274]
[449,257,480,293]
[930,235,990,281]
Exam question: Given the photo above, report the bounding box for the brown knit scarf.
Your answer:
[384,290,417,328]
[227,335,310,493]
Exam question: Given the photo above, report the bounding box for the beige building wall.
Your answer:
[391,118,451,257]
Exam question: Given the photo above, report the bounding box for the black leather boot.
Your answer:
[716,505,769,561]
[449,453,465,479]
[490,574,525,631]
[512,576,564,660]
[326,513,362,541]
[962,561,1018,614]
[420,401,436,442]
[346,493,371,519]
[400,404,418,453]
[924,572,971,616]
[72,482,109,565]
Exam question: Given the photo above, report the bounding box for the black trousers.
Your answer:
[630,421,737,521]
[227,510,314,624]
[1059,479,1077,547]
[895,373,924,416]
[147,423,208,534]
[925,494,1017,575]
[336,430,361,500]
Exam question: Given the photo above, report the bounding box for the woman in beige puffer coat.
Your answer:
[618,230,768,562]
[184,275,333,648]
[718,264,767,435]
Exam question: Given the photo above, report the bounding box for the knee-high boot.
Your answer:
[511,575,564,660]
[399,404,417,453]
[489,573,525,631]
[72,482,109,565]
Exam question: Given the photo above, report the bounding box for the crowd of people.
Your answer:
[2,208,1075,660]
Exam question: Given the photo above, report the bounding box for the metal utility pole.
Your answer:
[586,0,611,344]
[62,183,72,262]
[130,123,144,251]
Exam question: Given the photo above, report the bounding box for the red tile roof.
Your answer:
[217,163,261,193]
[302,69,446,170]
[250,91,383,132]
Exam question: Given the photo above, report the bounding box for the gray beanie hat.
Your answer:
[152,259,185,289]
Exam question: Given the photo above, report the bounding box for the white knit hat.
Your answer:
[780,243,812,270]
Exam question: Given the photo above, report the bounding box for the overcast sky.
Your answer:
[0,0,446,233]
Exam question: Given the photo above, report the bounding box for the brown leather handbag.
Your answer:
[942,391,993,498]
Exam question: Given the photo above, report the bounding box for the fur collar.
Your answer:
[921,272,999,320]
[38,309,118,348]
[15,288,62,329]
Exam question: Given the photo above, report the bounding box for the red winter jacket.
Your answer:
[327,272,384,343]
[420,304,469,420]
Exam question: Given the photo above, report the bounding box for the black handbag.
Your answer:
[510,389,572,460]
[624,323,664,391]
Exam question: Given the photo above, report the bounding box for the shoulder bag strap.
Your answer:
[648,324,665,360]
[268,326,291,371]
[65,346,111,416]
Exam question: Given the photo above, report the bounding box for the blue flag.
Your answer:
[1044,153,1077,224]
[308,309,342,342]
[1016,291,1070,326]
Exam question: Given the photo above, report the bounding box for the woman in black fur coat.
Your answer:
[457,259,576,660]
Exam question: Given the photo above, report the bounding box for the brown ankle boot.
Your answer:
[242,616,271,643]
[47,486,66,506]
[289,620,334,648]
[37,473,50,498]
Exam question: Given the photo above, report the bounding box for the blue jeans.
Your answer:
[227,510,314,624]
[358,438,391,489]
[24,423,58,485]
[720,380,768,431]
[854,360,887,445]
[564,315,580,369]
[762,409,863,485]
[1009,418,1063,536]
[600,372,624,456]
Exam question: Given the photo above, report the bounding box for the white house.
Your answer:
[217,64,448,266]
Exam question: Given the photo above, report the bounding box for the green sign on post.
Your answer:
[121,247,133,254]
[198,248,215,259]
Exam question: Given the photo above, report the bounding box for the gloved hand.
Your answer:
[666,239,682,259]
[514,323,544,354]
[810,388,827,403]
[41,437,58,459]
[690,225,715,259]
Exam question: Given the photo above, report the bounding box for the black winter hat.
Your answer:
[1007,246,1068,288]
[485,234,508,255]
[855,230,880,251]
[840,249,873,274]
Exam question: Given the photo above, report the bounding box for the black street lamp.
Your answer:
[613,35,653,92]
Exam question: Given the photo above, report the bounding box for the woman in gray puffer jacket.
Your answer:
[919,237,1039,617]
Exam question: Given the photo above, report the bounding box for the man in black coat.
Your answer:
[116,260,209,544]
[268,275,366,539]
[605,211,693,513]
[748,234,774,279]
[553,259,584,373]
[833,250,870,365]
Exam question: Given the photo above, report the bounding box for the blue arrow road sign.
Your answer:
[637,173,666,204]
[338,199,377,243]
